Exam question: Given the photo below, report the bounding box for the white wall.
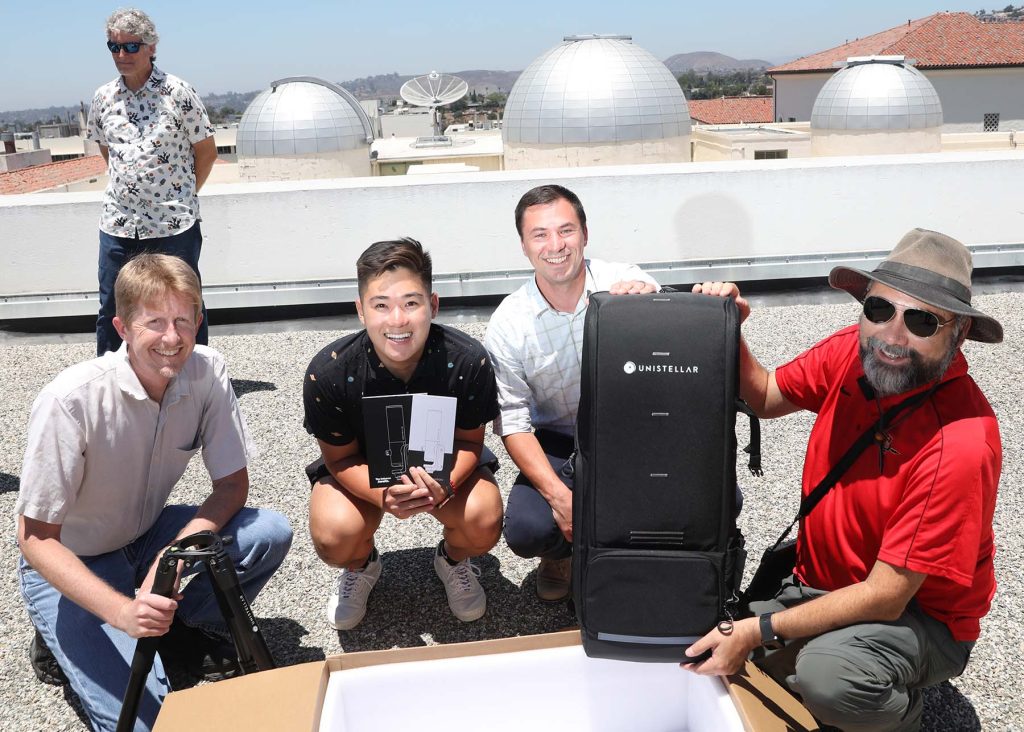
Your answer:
[238,149,371,182]
[774,67,1024,131]
[772,74,828,122]
[811,129,941,156]
[691,129,812,161]
[504,137,691,169]
[927,68,1024,131]
[3,151,1024,318]
[0,149,51,172]
[380,114,434,138]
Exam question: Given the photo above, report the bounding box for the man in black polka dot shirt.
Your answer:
[303,238,502,630]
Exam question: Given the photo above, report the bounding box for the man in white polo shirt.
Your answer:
[15,254,292,732]
[484,184,658,601]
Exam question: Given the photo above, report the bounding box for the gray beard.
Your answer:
[859,335,957,396]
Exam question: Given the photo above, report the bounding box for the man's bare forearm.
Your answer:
[502,431,569,501]
[18,518,131,628]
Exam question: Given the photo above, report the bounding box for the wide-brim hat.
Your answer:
[829,228,1003,343]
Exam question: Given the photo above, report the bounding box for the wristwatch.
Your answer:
[436,479,456,509]
[759,612,784,650]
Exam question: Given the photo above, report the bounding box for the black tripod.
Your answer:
[115,531,276,732]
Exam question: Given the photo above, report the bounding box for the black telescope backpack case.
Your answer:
[573,291,756,662]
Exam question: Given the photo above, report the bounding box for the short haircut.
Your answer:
[106,7,159,45]
[115,254,202,325]
[356,238,433,297]
[514,184,587,239]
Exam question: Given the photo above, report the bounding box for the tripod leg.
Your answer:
[206,552,276,673]
[115,555,178,732]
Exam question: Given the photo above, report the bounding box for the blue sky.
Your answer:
[1,1,984,110]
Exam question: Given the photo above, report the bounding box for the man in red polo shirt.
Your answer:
[682,229,1003,732]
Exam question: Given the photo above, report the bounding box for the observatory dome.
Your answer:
[503,35,691,146]
[811,57,942,131]
[237,77,373,157]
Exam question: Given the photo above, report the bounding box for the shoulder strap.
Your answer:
[768,377,955,551]
[737,399,763,476]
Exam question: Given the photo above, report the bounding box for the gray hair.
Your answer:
[106,8,159,45]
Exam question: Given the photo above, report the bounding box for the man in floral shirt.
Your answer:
[88,7,217,355]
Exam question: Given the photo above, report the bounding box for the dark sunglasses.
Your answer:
[862,295,954,338]
[107,40,145,54]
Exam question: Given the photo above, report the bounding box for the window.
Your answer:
[984,113,1000,132]
[755,149,788,160]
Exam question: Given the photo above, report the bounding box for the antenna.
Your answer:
[400,71,469,135]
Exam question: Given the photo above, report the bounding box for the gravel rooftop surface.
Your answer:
[1,293,1021,731]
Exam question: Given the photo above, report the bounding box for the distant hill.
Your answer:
[663,52,772,74]
[202,90,260,112]
[2,52,780,122]
[0,105,83,127]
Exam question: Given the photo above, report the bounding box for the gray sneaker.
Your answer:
[536,557,572,601]
[327,550,383,630]
[433,543,486,622]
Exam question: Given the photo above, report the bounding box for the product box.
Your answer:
[362,393,456,487]
[154,630,818,731]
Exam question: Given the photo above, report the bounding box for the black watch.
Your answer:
[759,612,784,650]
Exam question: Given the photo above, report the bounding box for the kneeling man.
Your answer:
[16,254,293,732]
[304,238,503,629]
[686,229,1002,732]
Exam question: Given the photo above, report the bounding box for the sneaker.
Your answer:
[433,542,486,622]
[159,618,241,682]
[327,550,383,630]
[536,557,572,602]
[30,630,67,686]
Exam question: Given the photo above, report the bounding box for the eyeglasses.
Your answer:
[862,295,954,338]
[107,40,145,54]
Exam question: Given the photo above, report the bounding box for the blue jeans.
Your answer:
[19,505,293,732]
[97,223,209,356]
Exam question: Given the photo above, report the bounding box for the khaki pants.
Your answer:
[750,576,973,732]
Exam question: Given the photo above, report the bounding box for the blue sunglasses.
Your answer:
[107,40,145,54]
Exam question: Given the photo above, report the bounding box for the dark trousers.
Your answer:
[502,429,575,561]
[97,222,209,355]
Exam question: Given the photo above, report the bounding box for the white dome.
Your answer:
[503,35,691,145]
[237,77,373,156]
[811,58,943,131]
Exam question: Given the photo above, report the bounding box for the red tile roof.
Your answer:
[688,96,773,125]
[0,155,107,195]
[769,12,1024,74]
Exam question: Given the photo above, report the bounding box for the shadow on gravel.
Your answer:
[230,379,277,398]
[0,471,19,494]
[168,617,325,693]
[261,617,327,667]
[58,682,90,729]
[921,681,981,731]
[336,547,576,653]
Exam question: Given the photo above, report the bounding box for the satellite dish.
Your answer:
[400,71,469,135]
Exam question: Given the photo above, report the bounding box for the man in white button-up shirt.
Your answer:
[15,255,291,732]
[484,185,658,601]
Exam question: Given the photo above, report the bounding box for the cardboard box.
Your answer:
[154,630,818,731]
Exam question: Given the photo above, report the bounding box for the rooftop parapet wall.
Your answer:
[2,151,1024,318]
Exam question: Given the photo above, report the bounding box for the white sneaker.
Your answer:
[326,551,382,630]
[433,543,486,622]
